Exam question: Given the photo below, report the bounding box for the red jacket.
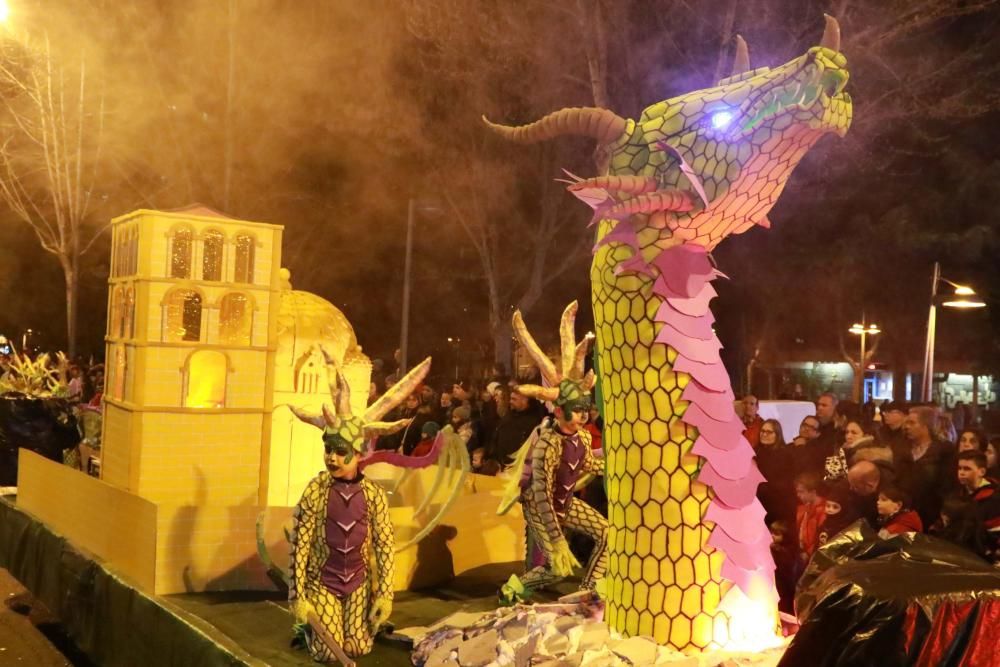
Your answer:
[743,415,764,449]
[880,509,923,535]
[796,499,827,557]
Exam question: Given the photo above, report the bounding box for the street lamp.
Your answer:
[922,261,986,401]
[848,320,880,401]
[399,198,441,374]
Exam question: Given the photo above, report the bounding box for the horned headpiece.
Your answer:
[513,301,595,409]
[290,345,431,459]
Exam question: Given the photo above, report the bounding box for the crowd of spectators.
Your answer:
[746,392,1000,613]
[368,364,604,478]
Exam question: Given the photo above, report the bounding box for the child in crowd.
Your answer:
[816,482,859,547]
[410,421,440,458]
[876,485,923,538]
[769,520,798,614]
[470,447,500,476]
[794,472,826,563]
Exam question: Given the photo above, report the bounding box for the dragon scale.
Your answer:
[487,20,852,650]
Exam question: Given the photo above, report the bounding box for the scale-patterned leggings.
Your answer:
[522,497,608,590]
[303,581,372,659]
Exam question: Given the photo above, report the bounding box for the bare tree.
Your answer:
[0,36,110,357]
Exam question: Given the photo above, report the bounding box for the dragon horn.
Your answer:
[512,310,559,385]
[582,369,596,392]
[732,35,750,75]
[514,383,560,403]
[363,418,412,438]
[559,301,579,378]
[364,357,432,422]
[571,337,591,381]
[335,370,352,418]
[482,107,628,145]
[321,404,340,429]
[821,14,841,52]
[287,404,327,430]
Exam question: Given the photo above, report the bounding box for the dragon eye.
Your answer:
[710,110,734,129]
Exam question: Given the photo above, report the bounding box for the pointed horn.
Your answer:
[732,35,750,75]
[581,369,596,392]
[821,14,841,52]
[512,310,560,384]
[514,383,561,403]
[571,337,591,381]
[483,107,628,145]
[287,404,326,430]
[364,357,432,422]
[335,371,352,418]
[322,404,340,429]
[363,418,412,438]
[559,301,579,378]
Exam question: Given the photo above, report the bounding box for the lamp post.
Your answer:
[921,261,986,402]
[399,198,440,374]
[848,319,880,402]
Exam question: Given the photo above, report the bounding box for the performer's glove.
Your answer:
[368,596,392,631]
[550,541,581,577]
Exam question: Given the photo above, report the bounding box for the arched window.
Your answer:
[202,229,225,281]
[184,350,227,408]
[124,287,135,339]
[219,292,252,345]
[128,227,138,275]
[234,233,255,283]
[170,226,193,279]
[163,289,203,342]
[110,286,124,338]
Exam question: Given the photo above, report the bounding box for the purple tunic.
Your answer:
[552,432,586,514]
[321,477,369,596]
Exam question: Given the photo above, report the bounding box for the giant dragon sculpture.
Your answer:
[485,17,851,650]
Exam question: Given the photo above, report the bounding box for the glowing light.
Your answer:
[0,1,9,24]
[710,110,735,129]
[943,299,986,309]
[717,582,786,652]
[954,285,975,295]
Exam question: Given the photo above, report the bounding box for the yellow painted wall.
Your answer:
[17,451,158,591]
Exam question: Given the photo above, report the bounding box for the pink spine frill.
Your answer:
[359,431,446,470]
[644,242,776,603]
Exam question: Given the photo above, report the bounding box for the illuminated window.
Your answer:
[170,227,193,279]
[202,229,224,281]
[163,289,203,342]
[110,287,124,338]
[234,234,255,283]
[184,350,227,408]
[219,292,252,345]
[128,227,138,275]
[113,344,126,401]
[124,287,135,339]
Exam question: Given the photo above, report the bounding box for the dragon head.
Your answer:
[484,16,852,250]
[288,344,431,473]
[512,301,595,414]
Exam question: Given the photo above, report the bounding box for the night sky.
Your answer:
[0,0,998,388]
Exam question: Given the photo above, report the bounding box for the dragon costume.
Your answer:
[485,17,852,649]
[286,351,434,660]
[499,301,607,602]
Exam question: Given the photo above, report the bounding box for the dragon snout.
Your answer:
[820,68,848,99]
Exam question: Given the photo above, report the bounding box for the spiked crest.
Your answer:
[512,301,595,407]
[289,345,431,454]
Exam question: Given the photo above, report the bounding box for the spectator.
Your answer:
[987,437,1000,480]
[584,405,603,453]
[846,460,885,526]
[411,421,441,458]
[898,406,956,527]
[814,392,840,449]
[490,389,547,466]
[933,496,989,559]
[789,415,826,477]
[957,428,988,454]
[470,447,500,476]
[825,418,872,481]
[876,485,923,538]
[877,401,908,453]
[769,519,798,615]
[956,450,1000,558]
[817,482,860,547]
[794,472,826,563]
[741,394,764,448]
[756,419,795,524]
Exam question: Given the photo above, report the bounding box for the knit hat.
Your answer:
[421,421,441,438]
[824,481,853,510]
[452,405,471,422]
[486,381,501,396]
